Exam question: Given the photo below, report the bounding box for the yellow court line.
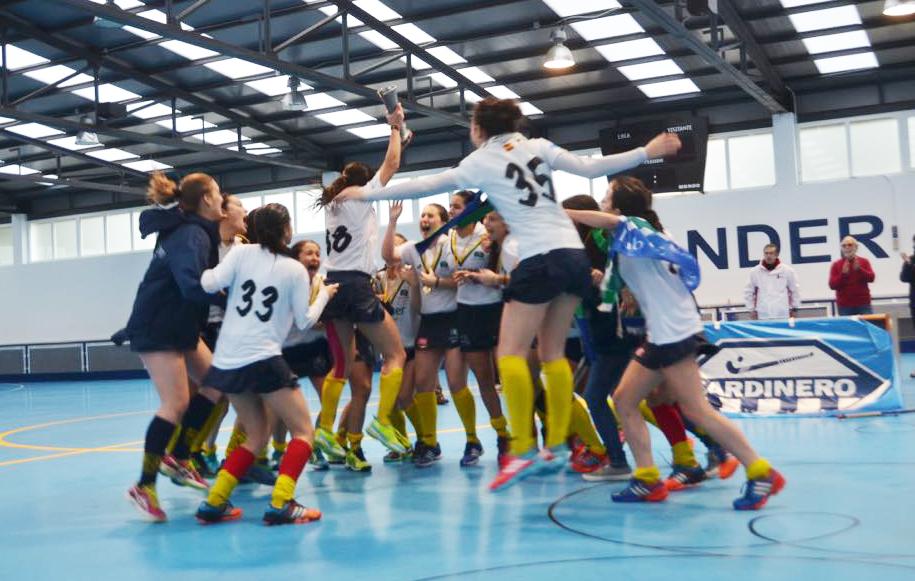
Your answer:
[0,440,142,468]
[0,410,151,453]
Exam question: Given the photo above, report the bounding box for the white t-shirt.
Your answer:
[284,273,327,347]
[452,223,502,306]
[616,222,702,345]
[399,236,457,315]
[207,239,238,324]
[324,173,383,275]
[201,244,330,369]
[377,269,418,348]
[500,235,520,275]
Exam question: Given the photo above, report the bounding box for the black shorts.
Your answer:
[201,322,222,352]
[405,347,416,362]
[322,271,386,324]
[282,338,333,378]
[416,311,460,351]
[633,334,702,370]
[457,302,502,352]
[504,248,592,304]
[205,356,299,395]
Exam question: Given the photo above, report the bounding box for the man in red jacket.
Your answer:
[829,236,875,316]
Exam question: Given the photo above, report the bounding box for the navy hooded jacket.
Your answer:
[125,204,222,352]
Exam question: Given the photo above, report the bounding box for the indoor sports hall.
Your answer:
[2,1,915,580]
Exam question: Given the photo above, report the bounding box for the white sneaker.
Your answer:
[582,463,632,482]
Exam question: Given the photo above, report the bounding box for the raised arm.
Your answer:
[549,133,682,179]
[376,104,405,186]
[382,201,405,264]
[337,168,462,204]
[565,209,622,230]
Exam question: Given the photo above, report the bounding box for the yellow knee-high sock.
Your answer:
[377,368,403,426]
[672,441,699,467]
[639,401,659,428]
[747,458,772,480]
[570,395,606,455]
[225,426,246,457]
[208,470,240,507]
[414,391,438,446]
[405,402,424,438]
[390,407,407,437]
[270,475,296,509]
[541,358,574,449]
[318,375,347,431]
[497,355,536,456]
[347,432,364,451]
[634,465,661,485]
[192,398,227,454]
[452,387,479,444]
[490,415,510,439]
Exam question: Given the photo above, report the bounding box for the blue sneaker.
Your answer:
[733,469,786,511]
[263,500,321,525]
[664,464,708,491]
[539,445,568,475]
[611,478,669,503]
[195,500,242,524]
[488,449,542,492]
[459,441,484,467]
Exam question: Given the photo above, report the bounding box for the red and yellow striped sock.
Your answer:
[271,438,312,509]
[208,446,256,507]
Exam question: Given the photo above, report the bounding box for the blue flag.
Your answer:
[415,193,493,254]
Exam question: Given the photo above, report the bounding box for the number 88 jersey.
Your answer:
[453,133,583,262]
[324,172,383,275]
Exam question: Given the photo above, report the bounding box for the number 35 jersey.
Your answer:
[201,244,330,369]
[453,133,583,261]
[324,172,384,275]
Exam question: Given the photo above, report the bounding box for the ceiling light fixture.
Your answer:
[883,0,915,16]
[282,77,308,111]
[75,114,100,146]
[544,27,575,70]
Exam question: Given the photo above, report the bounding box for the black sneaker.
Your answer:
[459,441,484,467]
[195,500,242,524]
[262,500,322,525]
[413,442,436,468]
[431,442,443,462]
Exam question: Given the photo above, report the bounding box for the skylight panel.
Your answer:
[304,93,347,111]
[3,45,48,70]
[245,75,311,96]
[121,159,172,172]
[6,123,64,139]
[87,148,139,162]
[359,30,399,50]
[25,65,94,87]
[391,23,436,44]
[190,129,251,145]
[618,59,683,81]
[780,0,832,7]
[244,144,282,156]
[354,0,401,21]
[204,58,273,80]
[814,52,879,74]
[160,40,219,60]
[637,78,700,98]
[571,14,643,41]
[802,30,871,55]
[595,38,665,62]
[88,0,145,8]
[0,164,40,175]
[71,83,141,102]
[0,117,14,124]
[429,73,458,88]
[459,66,495,84]
[48,136,101,151]
[542,0,621,17]
[520,102,543,116]
[426,47,467,65]
[316,109,376,126]
[487,85,520,100]
[347,124,395,139]
[789,5,861,33]
[127,101,176,119]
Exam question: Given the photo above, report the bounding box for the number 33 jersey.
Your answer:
[324,172,384,275]
[201,244,329,369]
[453,133,583,261]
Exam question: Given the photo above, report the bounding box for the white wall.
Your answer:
[656,172,915,306]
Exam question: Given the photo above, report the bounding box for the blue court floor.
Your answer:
[2,359,915,581]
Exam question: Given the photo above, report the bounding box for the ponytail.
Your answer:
[317,161,375,208]
[147,171,178,206]
[147,170,217,213]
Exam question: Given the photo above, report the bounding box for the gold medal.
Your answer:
[419,240,443,296]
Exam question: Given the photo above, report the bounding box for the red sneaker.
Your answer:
[160,454,209,491]
[571,451,607,474]
[488,450,541,492]
[127,484,167,522]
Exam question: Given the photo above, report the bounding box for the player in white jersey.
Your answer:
[333,97,681,491]
[565,177,786,511]
[383,203,472,467]
[313,104,410,466]
[448,192,512,466]
[195,203,337,525]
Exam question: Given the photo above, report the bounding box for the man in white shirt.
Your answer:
[744,244,801,320]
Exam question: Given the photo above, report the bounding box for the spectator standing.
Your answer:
[829,236,875,316]
[899,236,915,377]
[744,244,801,320]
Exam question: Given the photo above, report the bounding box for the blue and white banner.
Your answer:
[700,317,904,416]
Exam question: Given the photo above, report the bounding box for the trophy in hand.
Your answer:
[378,85,414,147]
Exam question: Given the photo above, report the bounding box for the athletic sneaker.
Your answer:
[733,468,786,511]
[435,387,449,405]
[539,445,568,475]
[459,441,484,467]
[127,484,167,522]
[611,478,669,503]
[159,454,209,491]
[582,463,632,482]
[366,417,407,454]
[431,442,443,462]
[314,427,347,461]
[345,448,372,473]
[394,427,412,452]
[664,464,708,491]
[488,449,542,492]
[413,442,437,468]
[571,450,606,474]
[241,461,277,485]
[191,451,220,478]
[705,450,740,480]
[195,500,242,524]
[263,500,322,525]
[310,449,329,471]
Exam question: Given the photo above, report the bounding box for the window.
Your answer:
[377,178,414,225]
[29,222,53,262]
[703,138,728,191]
[295,191,324,234]
[847,118,901,178]
[132,211,156,251]
[53,220,77,259]
[0,226,12,266]
[106,213,132,254]
[591,176,609,201]
[240,195,263,214]
[800,124,849,182]
[263,192,296,232]
[909,117,915,169]
[727,133,776,189]
[552,170,592,202]
[80,216,105,256]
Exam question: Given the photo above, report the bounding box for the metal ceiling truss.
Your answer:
[0,128,150,179]
[0,172,147,197]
